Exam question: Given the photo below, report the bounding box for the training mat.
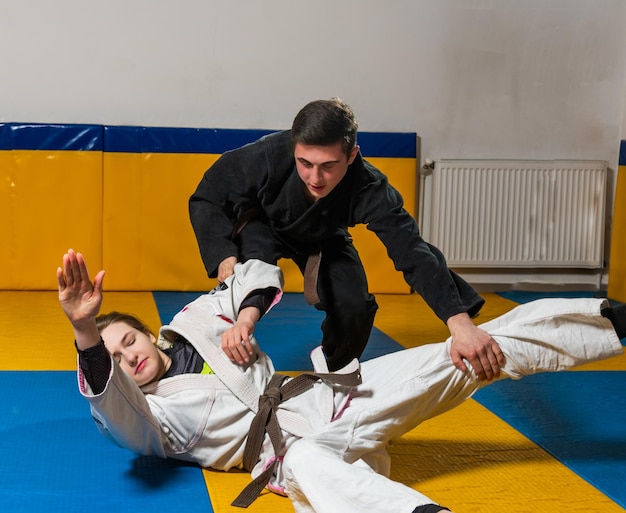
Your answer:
[0,371,212,513]
[498,290,601,303]
[203,398,626,513]
[474,371,626,508]
[153,292,404,371]
[3,289,625,512]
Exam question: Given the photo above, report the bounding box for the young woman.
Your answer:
[57,249,624,513]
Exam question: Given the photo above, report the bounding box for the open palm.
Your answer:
[57,249,105,326]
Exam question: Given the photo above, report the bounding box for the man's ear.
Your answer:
[347,145,359,165]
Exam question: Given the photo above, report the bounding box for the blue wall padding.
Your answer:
[0,122,416,158]
[475,372,626,508]
[103,125,416,158]
[0,124,12,149]
[620,140,626,166]
[0,371,212,513]
[357,131,417,158]
[103,126,275,154]
[498,290,599,303]
[0,123,103,150]
[152,292,404,371]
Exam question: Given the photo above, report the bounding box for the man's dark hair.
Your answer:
[291,97,358,157]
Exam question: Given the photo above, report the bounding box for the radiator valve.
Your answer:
[421,158,435,176]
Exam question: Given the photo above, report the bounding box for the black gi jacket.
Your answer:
[189,130,483,324]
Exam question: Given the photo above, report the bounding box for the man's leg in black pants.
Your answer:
[315,241,378,371]
[237,224,378,370]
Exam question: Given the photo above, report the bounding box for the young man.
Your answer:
[189,98,504,376]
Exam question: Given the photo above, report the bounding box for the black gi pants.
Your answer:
[236,219,378,371]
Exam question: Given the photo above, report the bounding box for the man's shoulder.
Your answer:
[349,154,387,186]
[260,129,292,151]
[259,130,295,175]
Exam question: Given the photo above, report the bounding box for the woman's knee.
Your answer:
[282,440,318,478]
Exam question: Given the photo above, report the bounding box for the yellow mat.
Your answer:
[1,291,161,371]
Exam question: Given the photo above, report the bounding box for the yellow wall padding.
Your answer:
[102,152,330,292]
[102,152,217,291]
[0,150,103,289]
[350,157,416,294]
[101,154,416,293]
[103,151,307,292]
[608,165,626,302]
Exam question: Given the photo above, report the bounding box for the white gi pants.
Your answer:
[281,298,624,513]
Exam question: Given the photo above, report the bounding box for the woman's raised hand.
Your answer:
[57,249,105,332]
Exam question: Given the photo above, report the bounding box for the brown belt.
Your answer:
[231,368,361,508]
[303,252,321,306]
[231,208,259,239]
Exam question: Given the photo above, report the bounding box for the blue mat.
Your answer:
[488,290,626,506]
[0,371,211,512]
[153,292,404,370]
[498,290,605,303]
[475,372,626,508]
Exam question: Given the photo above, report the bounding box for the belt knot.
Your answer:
[260,385,283,409]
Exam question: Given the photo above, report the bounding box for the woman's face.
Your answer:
[100,321,170,387]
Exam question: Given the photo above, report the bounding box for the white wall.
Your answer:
[2,0,626,288]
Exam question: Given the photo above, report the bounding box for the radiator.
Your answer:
[418,159,608,268]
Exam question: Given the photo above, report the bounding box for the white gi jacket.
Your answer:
[77,259,348,487]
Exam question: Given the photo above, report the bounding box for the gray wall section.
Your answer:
[1,0,625,288]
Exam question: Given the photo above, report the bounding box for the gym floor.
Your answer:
[1,289,624,512]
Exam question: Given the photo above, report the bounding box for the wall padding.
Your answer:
[102,152,217,290]
[0,124,103,289]
[608,155,626,301]
[1,124,417,293]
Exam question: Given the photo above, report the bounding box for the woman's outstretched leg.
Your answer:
[478,297,623,379]
[283,439,451,513]
[311,298,623,462]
